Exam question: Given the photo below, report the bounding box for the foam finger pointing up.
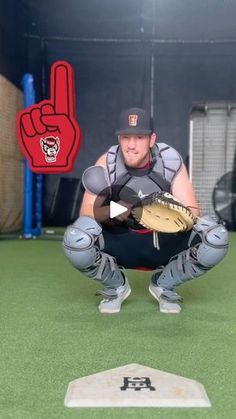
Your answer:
[51,61,75,117]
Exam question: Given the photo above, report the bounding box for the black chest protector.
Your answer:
[106,142,182,203]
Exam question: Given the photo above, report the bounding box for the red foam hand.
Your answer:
[16,61,82,173]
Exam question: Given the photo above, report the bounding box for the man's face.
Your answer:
[118,133,156,168]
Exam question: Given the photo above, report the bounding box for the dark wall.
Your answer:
[42,40,236,166]
[0,0,235,225]
[0,0,28,87]
[154,43,236,159]
[41,40,153,221]
[39,39,236,223]
[21,0,236,224]
[23,0,236,42]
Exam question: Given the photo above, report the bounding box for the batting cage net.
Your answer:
[0,74,24,233]
[189,102,236,222]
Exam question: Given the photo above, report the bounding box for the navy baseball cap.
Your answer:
[115,107,153,135]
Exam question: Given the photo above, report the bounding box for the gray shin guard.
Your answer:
[153,215,229,293]
[63,215,124,288]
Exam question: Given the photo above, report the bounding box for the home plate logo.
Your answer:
[64,363,211,408]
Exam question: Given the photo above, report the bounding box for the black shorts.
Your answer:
[102,225,192,269]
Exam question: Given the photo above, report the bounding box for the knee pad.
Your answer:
[63,216,103,270]
[190,215,229,267]
[63,216,124,288]
[153,215,228,290]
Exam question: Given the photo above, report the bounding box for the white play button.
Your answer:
[93,185,142,228]
[110,201,128,219]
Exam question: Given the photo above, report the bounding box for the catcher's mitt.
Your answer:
[132,192,196,233]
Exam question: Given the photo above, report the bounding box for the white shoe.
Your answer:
[149,283,181,314]
[98,279,131,314]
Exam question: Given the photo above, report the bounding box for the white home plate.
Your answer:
[64,363,211,408]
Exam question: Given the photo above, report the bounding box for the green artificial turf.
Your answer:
[0,233,236,419]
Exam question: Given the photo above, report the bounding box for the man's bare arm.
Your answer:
[171,164,200,217]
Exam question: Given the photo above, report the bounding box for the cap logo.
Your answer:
[128,114,138,127]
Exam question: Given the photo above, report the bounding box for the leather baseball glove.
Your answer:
[132,192,196,233]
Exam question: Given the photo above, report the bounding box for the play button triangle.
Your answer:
[110,201,128,219]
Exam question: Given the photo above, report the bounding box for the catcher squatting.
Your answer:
[63,108,229,314]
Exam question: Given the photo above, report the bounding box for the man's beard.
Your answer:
[121,151,150,168]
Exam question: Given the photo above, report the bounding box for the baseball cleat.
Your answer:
[149,283,182,314]
[98,278,131,314]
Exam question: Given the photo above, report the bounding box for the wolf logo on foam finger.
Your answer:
[40,136,60,163]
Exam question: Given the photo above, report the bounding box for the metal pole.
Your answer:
[150,0,155,119]
[21,74,35,238]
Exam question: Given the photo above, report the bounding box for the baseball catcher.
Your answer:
[63,107,228,315]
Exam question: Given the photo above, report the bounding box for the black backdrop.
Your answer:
[1,0,236,225]
[39,40,236,224]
